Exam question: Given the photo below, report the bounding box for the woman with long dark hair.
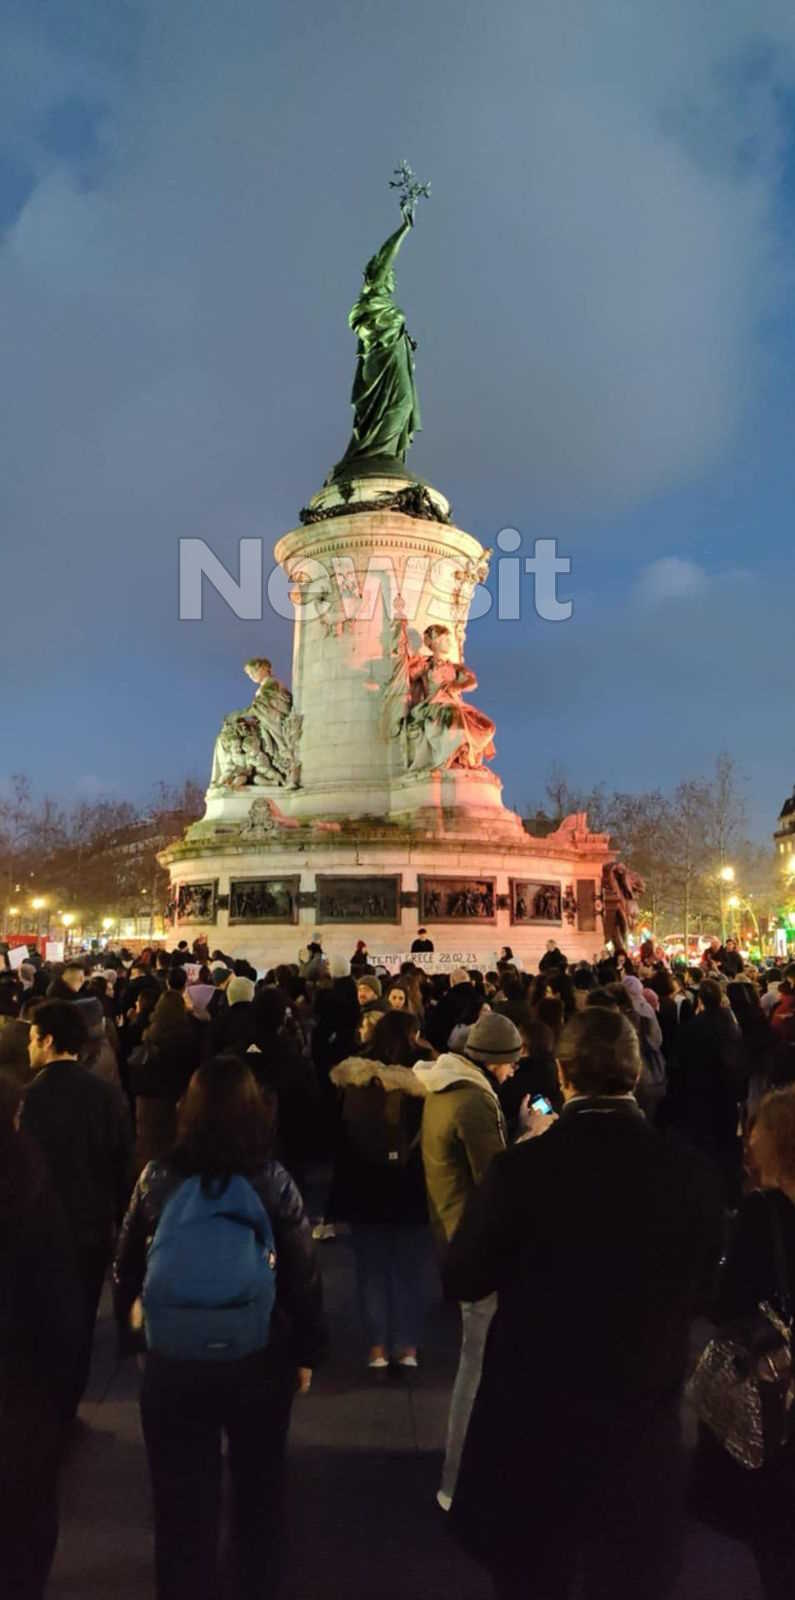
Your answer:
[113,1057,325,1600]
[128,989,208,1172]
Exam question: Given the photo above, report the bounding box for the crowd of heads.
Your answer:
[3,924,795,1119]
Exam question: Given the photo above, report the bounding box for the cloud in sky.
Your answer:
[634,558,710,604]
[633,556,751,605]
[1,0,795,826]
[483,557,786,832]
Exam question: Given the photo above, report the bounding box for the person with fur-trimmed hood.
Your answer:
[329,1010,433,1371]
[413,1011,521,1511]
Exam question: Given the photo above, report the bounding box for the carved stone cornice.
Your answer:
[274,517,486,572]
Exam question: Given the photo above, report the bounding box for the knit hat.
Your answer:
[328,954,351,978]
[464,1012,522,1064]
[356,974,382,1000]
[227,976,255,1005]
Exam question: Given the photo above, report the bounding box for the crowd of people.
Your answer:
[2,927,795,1598]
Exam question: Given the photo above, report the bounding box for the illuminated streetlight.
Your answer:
[102,917,115,931]
[62,913,75,928]
[31,897,46,911]
[727,894,740,909]
[8,905,18,915]
[720,866,735,884]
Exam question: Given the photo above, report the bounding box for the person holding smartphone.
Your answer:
[444,1006,722,1599]
[497,1018,561,1141]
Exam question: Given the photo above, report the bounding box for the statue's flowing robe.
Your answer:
[404,657,496,772]
[337,222,420,471]
[210,677,292,787]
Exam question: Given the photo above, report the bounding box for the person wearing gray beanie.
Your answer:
[413,1008,520,1512]
[463,1012,522,1066]
[355,974,383,1005]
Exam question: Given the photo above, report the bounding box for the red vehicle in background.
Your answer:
[3,932,49,960]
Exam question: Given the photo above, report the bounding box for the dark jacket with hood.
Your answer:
[328,1056,429,1225]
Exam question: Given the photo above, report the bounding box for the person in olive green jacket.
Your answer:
[413,1012,522,1511]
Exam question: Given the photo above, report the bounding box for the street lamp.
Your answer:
[102,916,115,931]
[720,866,735,884]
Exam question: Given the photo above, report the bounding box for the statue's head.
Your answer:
[423,625,452,659]
[245,657,272,684]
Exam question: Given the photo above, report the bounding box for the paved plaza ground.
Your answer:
[52,1225,765,1600]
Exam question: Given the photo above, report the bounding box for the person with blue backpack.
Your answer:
[113,1055,326,1600]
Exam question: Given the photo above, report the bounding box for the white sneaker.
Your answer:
[397,1354,418,1368]
[368,1355,389,1369]
[311,1222,336,1241]
[436,1490,452,1512]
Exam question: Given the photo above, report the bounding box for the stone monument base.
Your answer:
[160,806,612,972]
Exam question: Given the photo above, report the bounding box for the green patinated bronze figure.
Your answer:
[330,164,430,481]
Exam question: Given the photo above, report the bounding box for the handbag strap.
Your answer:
[768,1191,793,1324]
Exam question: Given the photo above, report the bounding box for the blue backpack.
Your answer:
[142,1175,277,1362]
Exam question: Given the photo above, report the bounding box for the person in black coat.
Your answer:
[0,1070,83,1599]
[113,1057,326,1600]
[720,938,745,979]
[20,1000,133,1419]
[444,1006,722,1599]
[212,977,257,1056]
[690,1086,795,1599]
[248,986,322,1193]
[0,982,31,1081]
[46,963,86,1001]
[677,979,745,1199]
[311,976,361,1083]
[497,1018,561,1139]
[424,977,482,1053]
[539,940,567,973]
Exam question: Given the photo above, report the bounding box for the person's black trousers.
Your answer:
[481,1413,685,1600]
[0,1380,62,1600]
[140,1351,295,1600]
[69,1243,111,1418]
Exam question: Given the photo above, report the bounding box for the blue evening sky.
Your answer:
[2,1,795,836]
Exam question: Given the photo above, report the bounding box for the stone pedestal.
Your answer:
[271,473,498,824]
[162,471,615,967]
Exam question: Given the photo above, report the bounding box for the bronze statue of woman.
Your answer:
[331,165,429,479]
